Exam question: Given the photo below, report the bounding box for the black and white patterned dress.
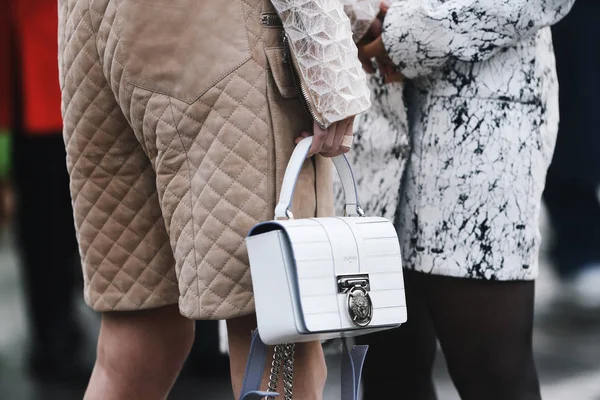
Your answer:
[338,0,575,281]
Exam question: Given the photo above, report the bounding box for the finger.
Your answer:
[344,117,355,136]
[320,120,339,154]
[295,131,311,145]
[360,36,386,60]
[330,120,347,153]
[342,116,355,139]
[358,46,376,73]
[340,135,354,149]
[376,58,388,75]
[376,56,396,76]
[384,71,404,84]
[320,146,350,159]
[343,116,355,140]
[323,123,336,152]
[379,1,390,19]
[360,55,376,74]
[360,45,385,75]
[360,16,383,44]
[367,19,383,40]
[309,122,326,157]
[383,60,396,76]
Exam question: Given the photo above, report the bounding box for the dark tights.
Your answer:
[357,270,541,400]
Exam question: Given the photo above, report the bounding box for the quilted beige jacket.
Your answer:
[59,0,373,319]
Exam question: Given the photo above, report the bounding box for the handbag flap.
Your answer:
[249,217,406,333]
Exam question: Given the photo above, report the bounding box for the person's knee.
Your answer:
[96,305,195,385]
[85,305,194,400]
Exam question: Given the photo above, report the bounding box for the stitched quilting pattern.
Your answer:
[60,0,180,311]
[61,0,275,319]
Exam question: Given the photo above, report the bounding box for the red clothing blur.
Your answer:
[0,1,11,130]
[0,0,62,134]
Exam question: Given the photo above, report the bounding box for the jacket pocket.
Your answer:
[116,0,251,104]
[265,47,298,99]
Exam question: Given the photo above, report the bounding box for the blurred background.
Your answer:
[1,0,599,399]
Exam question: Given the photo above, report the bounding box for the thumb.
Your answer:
[359,36,386,60]
[379,1,390,18]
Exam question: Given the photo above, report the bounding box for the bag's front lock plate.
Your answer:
[337,274,373,327]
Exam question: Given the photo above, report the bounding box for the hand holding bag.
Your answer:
[240,136,407,398]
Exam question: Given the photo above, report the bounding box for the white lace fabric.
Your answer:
[270,0,372,128]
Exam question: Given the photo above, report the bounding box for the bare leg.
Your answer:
[227,314,327,399]
[84,305,195,400]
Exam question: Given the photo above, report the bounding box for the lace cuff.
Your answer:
[271,0,371,128]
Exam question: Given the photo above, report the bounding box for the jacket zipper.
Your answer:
[261,13,283,28]
[282,33,328,129]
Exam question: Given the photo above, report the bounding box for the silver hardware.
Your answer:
[261,13,283,27]
[276,208,294,221]
[337,274,370,293]
[286,209,294,220]
[267,343,295,400]
[266,345,282,397]
[356,205,365,217]
[347,287,373,327]
[282,343,295,399]
[337,274,373,327]
[344,204,366,218]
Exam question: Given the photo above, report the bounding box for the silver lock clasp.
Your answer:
[337,274,373,327]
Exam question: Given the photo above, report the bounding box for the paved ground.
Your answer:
[1,210,600,399]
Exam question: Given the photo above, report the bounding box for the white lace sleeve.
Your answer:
[382,0,575,78]
[342,0,381,42]
[270,0,371,128]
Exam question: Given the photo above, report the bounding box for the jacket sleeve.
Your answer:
[382,0,575,78]
[270,0,371,128]
[342,0,381,42]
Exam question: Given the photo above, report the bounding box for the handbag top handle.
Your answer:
[274,136,364,220]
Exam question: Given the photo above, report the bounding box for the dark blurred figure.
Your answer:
[544,0,600,311]
[183,321,230,378]
[0,0,12,222]
[1,0,89,384]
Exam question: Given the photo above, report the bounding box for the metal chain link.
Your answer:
[266,343,295,400]
[266,345,283,399]
[282,343,295,399]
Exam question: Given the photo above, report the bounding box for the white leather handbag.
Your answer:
[246,136,407,346]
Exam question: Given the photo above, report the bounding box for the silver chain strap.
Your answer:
[266,343,295,400]
[282,343,295,399]
[266,345,282,397]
